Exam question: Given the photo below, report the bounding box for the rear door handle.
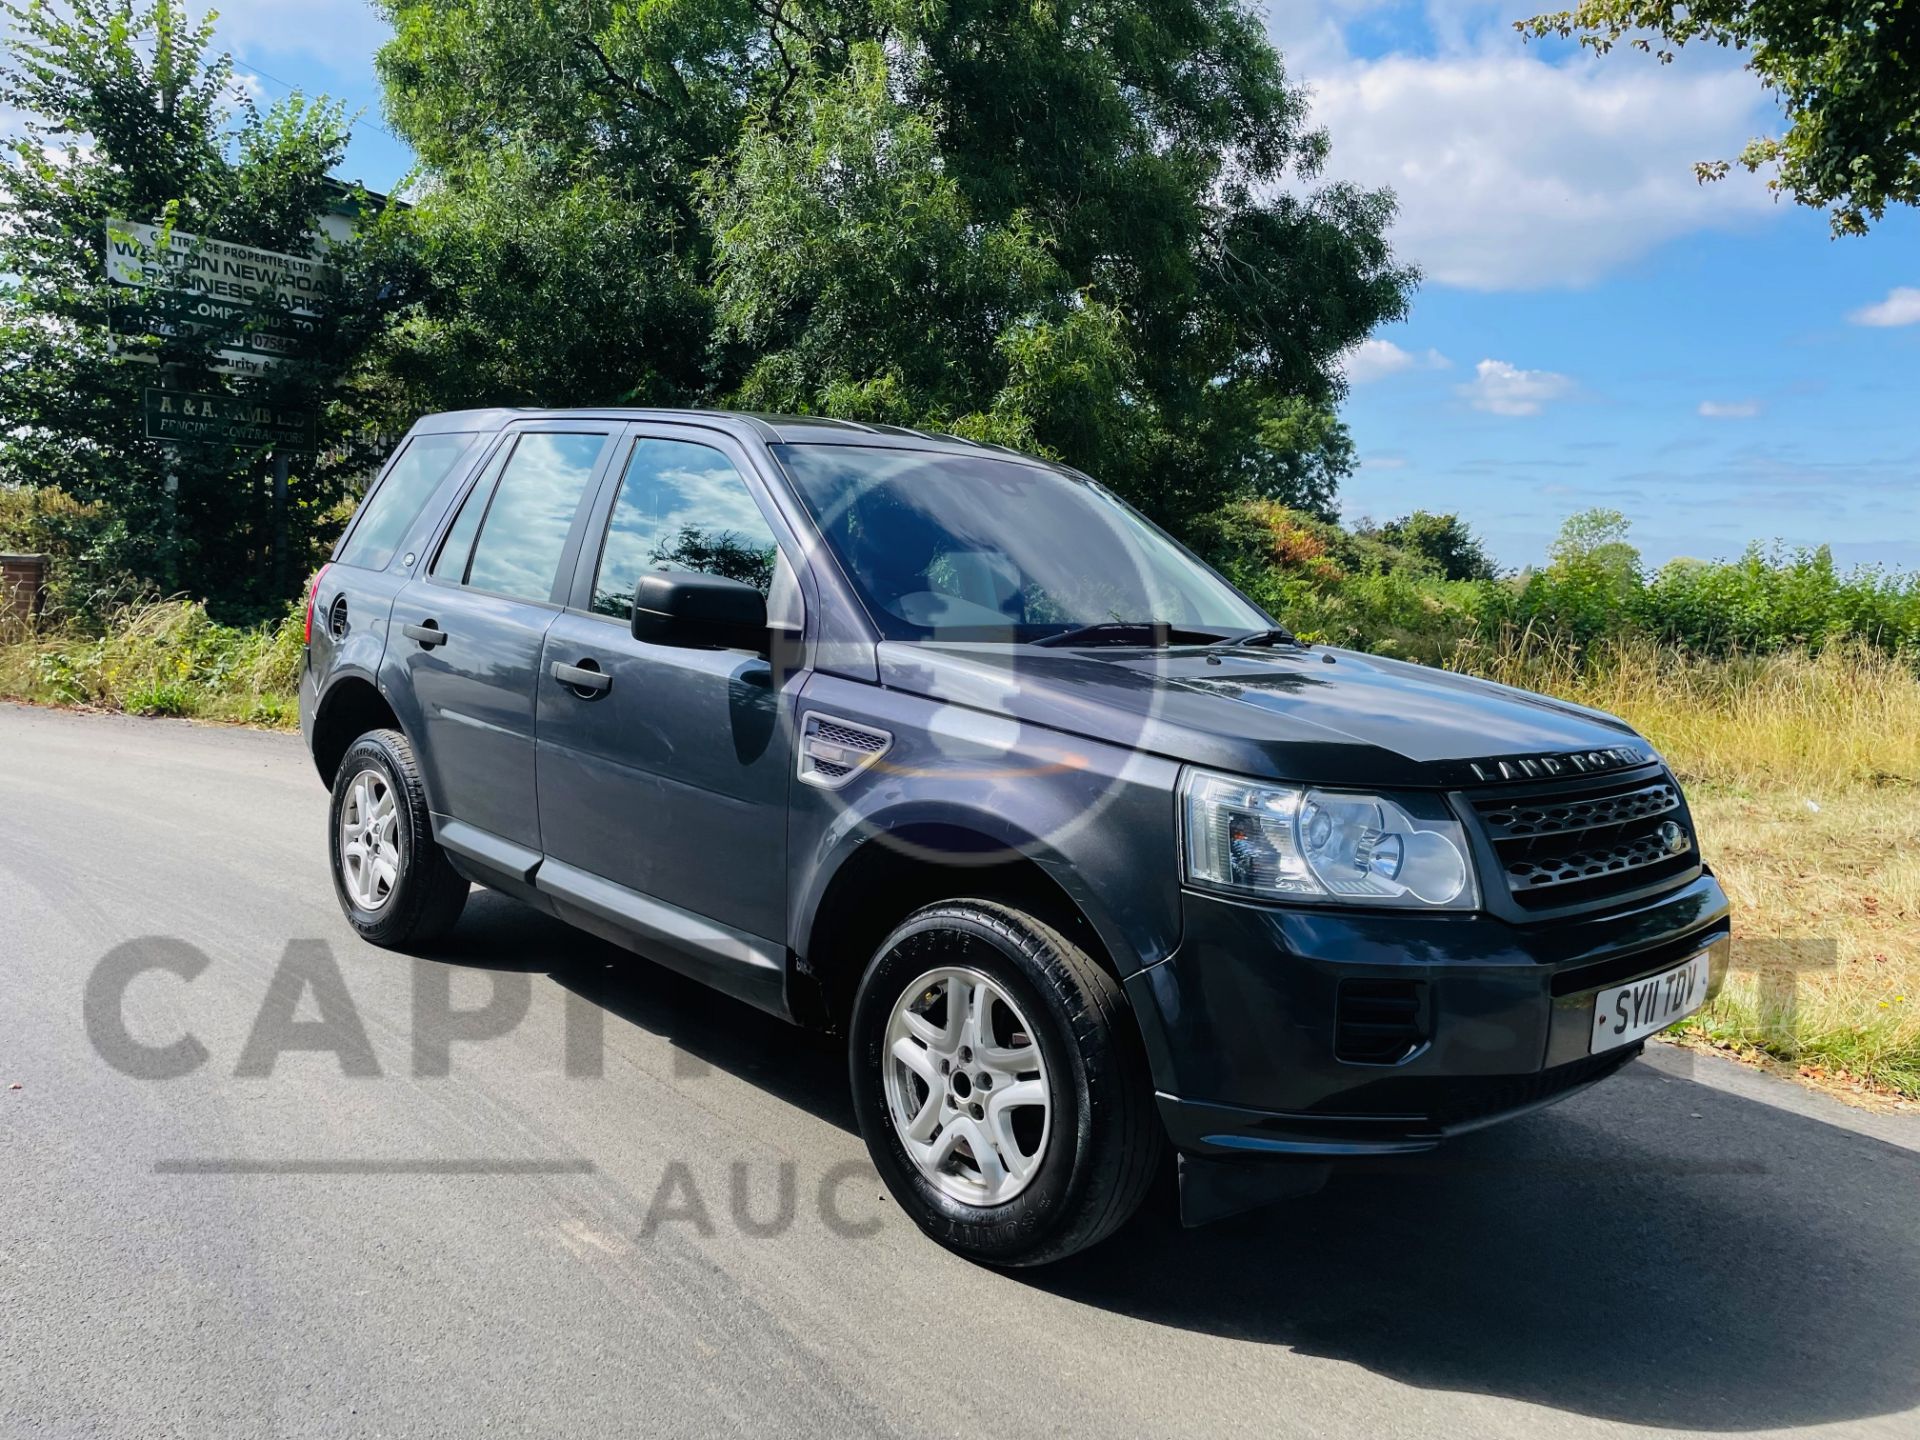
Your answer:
[551,660,611,697]
[403,621,448,648]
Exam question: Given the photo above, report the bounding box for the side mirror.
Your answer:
[632,569,768,650]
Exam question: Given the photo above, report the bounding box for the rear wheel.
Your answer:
[327,729,468,948]
[849,900,1163,1266]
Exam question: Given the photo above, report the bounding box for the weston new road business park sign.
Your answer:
[105,219,324,448]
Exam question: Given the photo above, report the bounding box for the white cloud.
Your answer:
[1848,287,1920,328]
[209,0,391,71]
[226,71,267,109]
[1461,358,1573,416]
[1698,399,1761,419]
[1341,338,1451,384]
[1360,453,1408,470]
[1277,9,1781,290]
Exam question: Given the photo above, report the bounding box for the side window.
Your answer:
[591,438,782,619]
[430,440,510,583]
[460,432,609,604]
[335,432,480,571]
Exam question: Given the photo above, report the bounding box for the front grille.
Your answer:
[1505,831,1682,893]
[1468,770,1698,913]
[1477,780,1678,840]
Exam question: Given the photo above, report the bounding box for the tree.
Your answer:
[373,0,1415,538]
[1515,507,1644,642]
[1370,511,1499,582]
[1238,397,1356,522]
[1550,507,1641,581]
[0,0,383,614]
[1518,0,1920,235]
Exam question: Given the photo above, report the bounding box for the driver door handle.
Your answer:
[403,621,448,648]
[551,660,612,697]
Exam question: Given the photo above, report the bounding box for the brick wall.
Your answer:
[1,553,47,627]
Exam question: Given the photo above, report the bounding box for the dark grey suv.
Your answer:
[301,408,1731,1265]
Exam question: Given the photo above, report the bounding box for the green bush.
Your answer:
[0,484,140,624]
[1212,505,1920,669]
[1641,546,1920,654]
[125,682,194,717]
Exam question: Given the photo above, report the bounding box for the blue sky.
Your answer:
[56,0,1920,572]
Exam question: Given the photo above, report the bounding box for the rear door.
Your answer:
[390,421,620,853]
[533,424,807,1003]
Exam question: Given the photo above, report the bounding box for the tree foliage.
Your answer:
[1519,0,1920,235]
[374,0,1415,535]
[0,0,388,614]
[1366,510,1500,582]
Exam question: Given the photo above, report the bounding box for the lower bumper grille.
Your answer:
[1304,1048,1641,1126]
[1424,1049,1639,1128]
[1334,979,1428,1065]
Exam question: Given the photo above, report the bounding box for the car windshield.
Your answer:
[774,443,1271,643]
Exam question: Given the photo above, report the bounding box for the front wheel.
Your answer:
[849,901,1163,1266]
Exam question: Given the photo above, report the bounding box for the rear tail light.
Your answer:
[304,564,330,646]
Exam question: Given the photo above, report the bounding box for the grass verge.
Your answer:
[0,599,304,728]
[1462,637,1919,1099]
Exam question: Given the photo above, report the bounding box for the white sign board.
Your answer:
[105,219,326,316]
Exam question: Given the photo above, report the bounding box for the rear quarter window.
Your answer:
[335,432,483,571]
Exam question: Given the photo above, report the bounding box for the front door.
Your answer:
[391,423,618,853]
[535,427,804,984]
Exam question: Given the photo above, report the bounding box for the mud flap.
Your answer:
[1177,1153,1333,1228]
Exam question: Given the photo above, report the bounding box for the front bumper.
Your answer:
[1126,871,1731,1158]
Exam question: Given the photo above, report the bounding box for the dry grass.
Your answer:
[1683,791,1919,1098]
[1459,635,1920,793]
[1457,636,1920,1097]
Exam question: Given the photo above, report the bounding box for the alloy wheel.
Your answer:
[338,768,400,912]
[882,966,1052,1206]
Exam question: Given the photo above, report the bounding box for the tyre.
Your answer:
[849,900,1163,1266]
[327,728,468,949]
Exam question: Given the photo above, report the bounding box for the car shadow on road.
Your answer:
[431,894,1920,1432]
[435,889,858,1134]
[1031,1060,1920,1432]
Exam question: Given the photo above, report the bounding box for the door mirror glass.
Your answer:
[632,569,769,650]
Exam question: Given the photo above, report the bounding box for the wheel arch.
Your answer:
[310,671,406,788]
[794,813,1134,1034]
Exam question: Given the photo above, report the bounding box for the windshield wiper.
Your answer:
[1207,627,1301,649]
[1031,621,1182,648]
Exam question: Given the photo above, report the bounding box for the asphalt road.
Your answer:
[3,702,1917,1439]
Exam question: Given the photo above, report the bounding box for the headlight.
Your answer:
[1181,769,1478,910]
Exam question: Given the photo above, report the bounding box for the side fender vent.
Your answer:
[326,594,349,640]
[798,712,892,790]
